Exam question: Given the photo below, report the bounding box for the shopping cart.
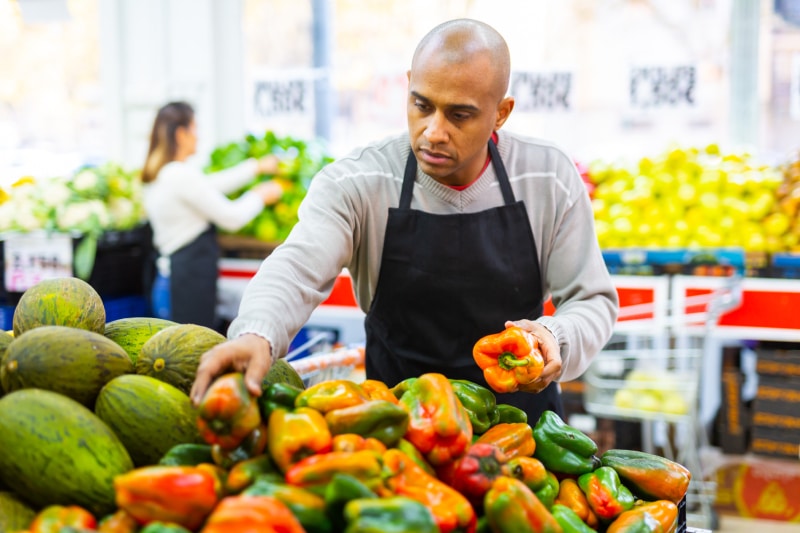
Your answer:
[583,274,743,530]
[288,345,366,387]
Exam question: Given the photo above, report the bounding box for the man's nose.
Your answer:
[424,112,449,145]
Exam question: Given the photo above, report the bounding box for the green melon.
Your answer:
[261,357,306,391]
[1,325,134,407]
[104,316,178,364]
[136,324,226,394]
[95,374,202,467]
[0,330,11,398]
[0,389,133,516]
[0,491,36,532]
[12,277,105,337]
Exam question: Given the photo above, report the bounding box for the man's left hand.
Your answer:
[504,319,562,393]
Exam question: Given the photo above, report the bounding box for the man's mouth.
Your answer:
[418,147,451,165]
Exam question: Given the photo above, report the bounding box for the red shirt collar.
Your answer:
[448,131,499,191]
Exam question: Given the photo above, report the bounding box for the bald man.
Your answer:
[191,19,618,424]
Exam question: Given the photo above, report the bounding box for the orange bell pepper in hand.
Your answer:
[197,373,262,450]
[473,326,544,393]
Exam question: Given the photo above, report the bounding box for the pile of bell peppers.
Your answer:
[18,371,693,533]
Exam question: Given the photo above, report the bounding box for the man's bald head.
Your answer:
[411,19,511,101]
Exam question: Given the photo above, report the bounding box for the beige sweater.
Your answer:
[229,130,619,382]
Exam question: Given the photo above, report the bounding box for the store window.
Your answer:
[0,0,103,182]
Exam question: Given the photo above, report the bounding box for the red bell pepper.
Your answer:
[29,505,97,533]
[114,465,221,530]
[382,448,477,533]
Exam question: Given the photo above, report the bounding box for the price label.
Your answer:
[510,71,573,112]
[4,233,73,292]
[629,65,696,109]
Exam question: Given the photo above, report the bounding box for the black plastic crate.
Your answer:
[0,224,153,303]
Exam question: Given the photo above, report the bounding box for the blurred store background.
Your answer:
[1,2,800,531]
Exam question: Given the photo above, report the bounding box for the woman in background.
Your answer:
[141,101,282,330]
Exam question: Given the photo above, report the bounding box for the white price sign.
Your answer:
[4,233,73,292]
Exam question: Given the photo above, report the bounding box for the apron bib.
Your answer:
[169,225,220,329]
[364,140,563,422]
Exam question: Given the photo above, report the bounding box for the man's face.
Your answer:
[407,52,506,186]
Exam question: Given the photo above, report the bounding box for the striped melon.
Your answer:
[12,277,105,337]
[1,325,134,407]
[136,324,226,394]
[0,389,133,515]
[0,491,36,532]
[95,374,202,467]
[104,316,178,364]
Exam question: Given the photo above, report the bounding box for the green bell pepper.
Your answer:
[242,477,331,533]
[325,400,409,447]
[496,403,528,424]
[343,496,439,533]
[551,504,598,533]
[449,378,500,434]
[577,466,635,522]
[258,382,304,420]
[139,523,192,533]
[534,470,560,509]
[324,473,378,533]
[533,410,601,475]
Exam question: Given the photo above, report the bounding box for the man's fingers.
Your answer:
[244,353,271,397]
[191,346,232,406]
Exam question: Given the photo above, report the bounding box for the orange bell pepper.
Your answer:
[606,500,678,533]
[197,373,262,450]
[475,422,536,459]
[484,476,561,533]
[472,326,544,393]
[267,406,332,473]
[397,372,473,466]
[114,465,221,530]
[30,505,97,533]
[285,450,383,492]
[382,448,477,533]
[360,379,400,404]
[555,477,599,529]
[506,455,549,491]
[294,379,369,413]
[97,509,138,533]
[201,494,305,533]
[332,433,387,454]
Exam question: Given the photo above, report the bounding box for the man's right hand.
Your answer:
[190,333,273,406]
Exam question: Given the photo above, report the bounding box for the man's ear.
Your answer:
[495,96,515,129]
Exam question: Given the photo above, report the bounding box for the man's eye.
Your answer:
[414,101,430,111]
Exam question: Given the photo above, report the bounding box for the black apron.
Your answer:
[169,225,220,329]
[364,140,563,423]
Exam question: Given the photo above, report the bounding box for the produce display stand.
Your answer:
[583,276,743,530]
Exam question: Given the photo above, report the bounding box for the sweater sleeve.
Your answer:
[174,168,265,232]
[535,153,619,382]
[205,158,260,195]
[227,167,358,357]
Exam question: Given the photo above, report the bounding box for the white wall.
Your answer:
[99,0,245,168]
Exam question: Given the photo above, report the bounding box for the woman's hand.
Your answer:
[190,333,273,406]
[504,319,562,393]
[252,181,284,206]
[256,154,281,175]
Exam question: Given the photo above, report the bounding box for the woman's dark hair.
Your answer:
[141,101,195,183]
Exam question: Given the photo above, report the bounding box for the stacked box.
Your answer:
[751,347,800,459]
